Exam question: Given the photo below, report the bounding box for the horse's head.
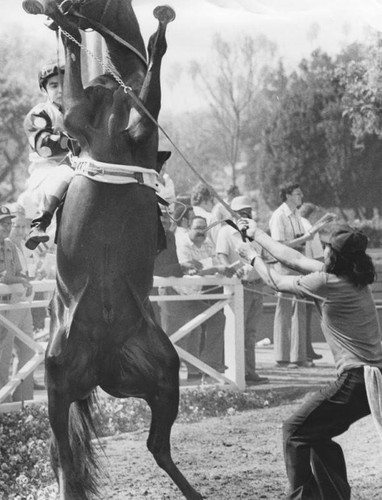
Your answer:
[22,0,109,31]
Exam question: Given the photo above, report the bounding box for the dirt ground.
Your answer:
[99,396,382,500]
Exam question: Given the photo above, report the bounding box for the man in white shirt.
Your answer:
[191,183,220,247]
[216,196,269,385]
[269,183,314,368]
[177,216,231,374]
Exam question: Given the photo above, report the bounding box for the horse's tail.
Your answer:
[50,391,103,499]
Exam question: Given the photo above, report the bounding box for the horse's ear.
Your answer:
[156,151,172,172]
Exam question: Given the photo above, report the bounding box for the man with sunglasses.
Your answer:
[216,195,269,385]
[21,62,79,250]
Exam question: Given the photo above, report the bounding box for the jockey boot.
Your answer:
[25,196,60,251]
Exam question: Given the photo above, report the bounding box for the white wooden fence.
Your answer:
[0,275,245,412]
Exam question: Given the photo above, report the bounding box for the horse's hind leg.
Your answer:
[47,390,73,499]
[146,387,203,500]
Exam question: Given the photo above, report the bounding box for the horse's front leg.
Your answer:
[60,31,93,147]
[127,6,175,132]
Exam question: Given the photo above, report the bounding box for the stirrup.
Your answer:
[153,5,176,24]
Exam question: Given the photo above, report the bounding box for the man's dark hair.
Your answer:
[191,183,213,206]
[325,248,376,287]
[279,182,301,202]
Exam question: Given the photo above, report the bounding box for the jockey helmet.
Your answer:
[38,62,65,90]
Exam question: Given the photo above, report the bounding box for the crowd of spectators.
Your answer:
[154,179,273,384]
[0,202,56,402]
[152,177,338,384]
[0,173,338,399]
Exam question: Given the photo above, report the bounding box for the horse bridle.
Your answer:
[57,0,148,67]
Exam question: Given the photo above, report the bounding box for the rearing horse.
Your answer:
[22,1,202,499]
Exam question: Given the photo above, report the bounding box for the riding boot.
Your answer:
[25,195,60,250]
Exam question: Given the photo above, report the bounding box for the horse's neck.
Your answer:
[85,0,147,71]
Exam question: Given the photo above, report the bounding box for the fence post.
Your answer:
[224,279,245,390]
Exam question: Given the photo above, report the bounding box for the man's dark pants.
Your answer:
[283,367,372,500]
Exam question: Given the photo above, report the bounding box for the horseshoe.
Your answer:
[153,5,176,25]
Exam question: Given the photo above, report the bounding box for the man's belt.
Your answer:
[0,294,11,301]
[73,157,159,190]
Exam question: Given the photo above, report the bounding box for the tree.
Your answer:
[255,45,382,216]
[0,29,56,202]
[189,34,277,185]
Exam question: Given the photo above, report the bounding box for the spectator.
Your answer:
[269,182,313,368]
[191,183,220,247]
[0,206,33,401]
[154,211,203,379]
[300,203,337,362]
[216,195,269,385]
[300,203,325,361]
[22,62,79,250]
[177,216,232,374]
[213,185,241,223]
[173,202,194,247]
[238,219,382,500]
[9,208,41,398]
[156,152,176,205]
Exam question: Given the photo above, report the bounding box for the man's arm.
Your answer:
[239,220,323,275]
[251,254,297,293]
[24,104,72,160]
[269,210,316,250]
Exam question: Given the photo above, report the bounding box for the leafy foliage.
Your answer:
[0,28,55,203]
[255,44,382,214]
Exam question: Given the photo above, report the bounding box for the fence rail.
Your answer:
[1,269,382,412]
[0,276,245,412]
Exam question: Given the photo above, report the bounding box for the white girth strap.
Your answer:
[73,156,159,190]
[364,365,382,441]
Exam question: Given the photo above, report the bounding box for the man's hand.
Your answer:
[216,265,236,278]
[237,218,257,238]
[309,213,338,236]
[180,259,203,275]
[237,242,259,265]
[21,279,33,297]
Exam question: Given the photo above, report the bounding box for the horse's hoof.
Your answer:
[22,0,44,15]
[153,5,176,24]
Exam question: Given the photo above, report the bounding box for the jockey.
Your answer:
[23,62,79,250]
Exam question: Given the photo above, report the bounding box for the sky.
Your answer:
[2,0,382,111]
